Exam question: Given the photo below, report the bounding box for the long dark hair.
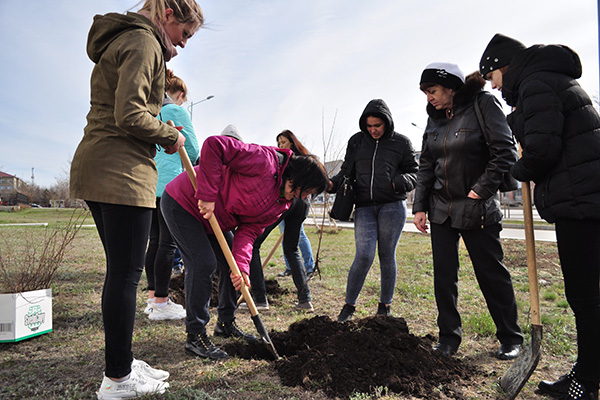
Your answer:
[277,130,310,156]
[282,154,328,196]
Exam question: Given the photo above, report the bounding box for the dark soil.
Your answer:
[223,315,481,399]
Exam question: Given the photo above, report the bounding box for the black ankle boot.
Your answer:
[214,319,258,343]
[539,363,577,397]
[376,302,392,317]
[185,332,228,360]
[337,304,355,322]
[558,377,599,400]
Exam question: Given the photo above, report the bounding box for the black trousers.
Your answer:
[87,201,152,378]
[144,197,177,298]
[555,219,600,386]
[249,198,311,303]
[430,219,523,349]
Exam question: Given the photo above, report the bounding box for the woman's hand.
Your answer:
[230,271,251,292]
[413,211,429,233]
[467,190,482,199]
[164,130,186,154]
[197,200,215,220]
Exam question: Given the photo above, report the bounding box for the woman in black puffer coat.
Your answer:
[413,62,523,360]
[481,33,600,400]
[330,99,418,322]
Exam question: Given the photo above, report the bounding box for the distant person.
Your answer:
[161,135,329,360]
[276,130,315,279]
[480,33,600,399]
[330,99,418,322]
[144,69,199,321]
[69,1,204,398]
[412,62,523,360]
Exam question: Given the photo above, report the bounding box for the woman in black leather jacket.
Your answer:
[412,62,523,360]
[481,33,600,400]
[330,99,418,322]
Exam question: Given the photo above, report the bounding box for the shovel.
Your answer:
[499,179,542,399]
[171,124,279,359]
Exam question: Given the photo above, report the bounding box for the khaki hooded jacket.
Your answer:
[70,12,179,208]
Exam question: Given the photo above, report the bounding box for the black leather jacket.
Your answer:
[413,74,516,229]
[331,99,418,207]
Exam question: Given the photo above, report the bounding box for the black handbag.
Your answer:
[329,146,357,221]
[329,175,355,221]
[473,94,519,192]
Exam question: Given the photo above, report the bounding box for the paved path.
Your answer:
[309,205,556,242]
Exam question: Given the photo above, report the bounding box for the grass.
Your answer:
[0,208,574,399]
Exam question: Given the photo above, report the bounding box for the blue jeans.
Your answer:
[344,200,407,306]
[279,221,314,273]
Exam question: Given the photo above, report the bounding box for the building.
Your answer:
[0,171,29,205]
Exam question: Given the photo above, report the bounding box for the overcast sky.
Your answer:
[0,1,598,188]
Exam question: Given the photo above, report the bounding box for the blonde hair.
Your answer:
[165,69,188,102]
[137,0,204,28]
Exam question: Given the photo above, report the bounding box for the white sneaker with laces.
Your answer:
[148,299,186,321]
[143,299,154,315]
[131,359,169,382]
[96,370,169,399]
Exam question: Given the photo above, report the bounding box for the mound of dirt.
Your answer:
[223,315,480,399]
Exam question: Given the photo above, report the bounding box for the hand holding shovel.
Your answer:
[170,121,280,359]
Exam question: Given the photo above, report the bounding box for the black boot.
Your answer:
[376,302,392,317]
[337,304,355,322]
[214,319,258,343]
[185,332,228,360]
[539,364,577,397]
[557,377,599,400]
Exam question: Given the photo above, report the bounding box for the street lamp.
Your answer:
[411,122,424,130]
[188,95,214,120]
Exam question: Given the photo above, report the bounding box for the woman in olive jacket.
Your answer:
[481,33,600,400]
[413,63,523,360]
[330,99,418,322]
[69,2,203,398]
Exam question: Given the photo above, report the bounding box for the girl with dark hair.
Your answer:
[275,130,315,279]
[331,99,418,322]
[161,135,328,360]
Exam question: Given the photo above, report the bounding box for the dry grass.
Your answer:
[0,209,573,399]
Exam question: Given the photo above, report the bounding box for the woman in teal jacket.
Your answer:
[144,69,199,321]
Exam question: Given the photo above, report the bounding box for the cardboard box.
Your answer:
[0,289,52,342]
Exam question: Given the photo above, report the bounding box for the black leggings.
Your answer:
[87,201,152,379]
[144,197,177,298]
[555,219,600,386]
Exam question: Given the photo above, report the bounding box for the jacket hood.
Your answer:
[502,44,583,106]
[426,72,486,119]
[358,99,395,139]
[87,12,165,63]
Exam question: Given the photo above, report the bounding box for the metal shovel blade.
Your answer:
[500,324,542,399]
[251,314,280,359]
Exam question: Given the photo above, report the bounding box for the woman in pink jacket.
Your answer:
[162,135,328,359]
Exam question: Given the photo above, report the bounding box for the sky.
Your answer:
[0,1,598,188]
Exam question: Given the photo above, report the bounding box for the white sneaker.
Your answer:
[131,359,169,382]
[96,370,169,399]
[143,299,154,315]
[148,300,186,321]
